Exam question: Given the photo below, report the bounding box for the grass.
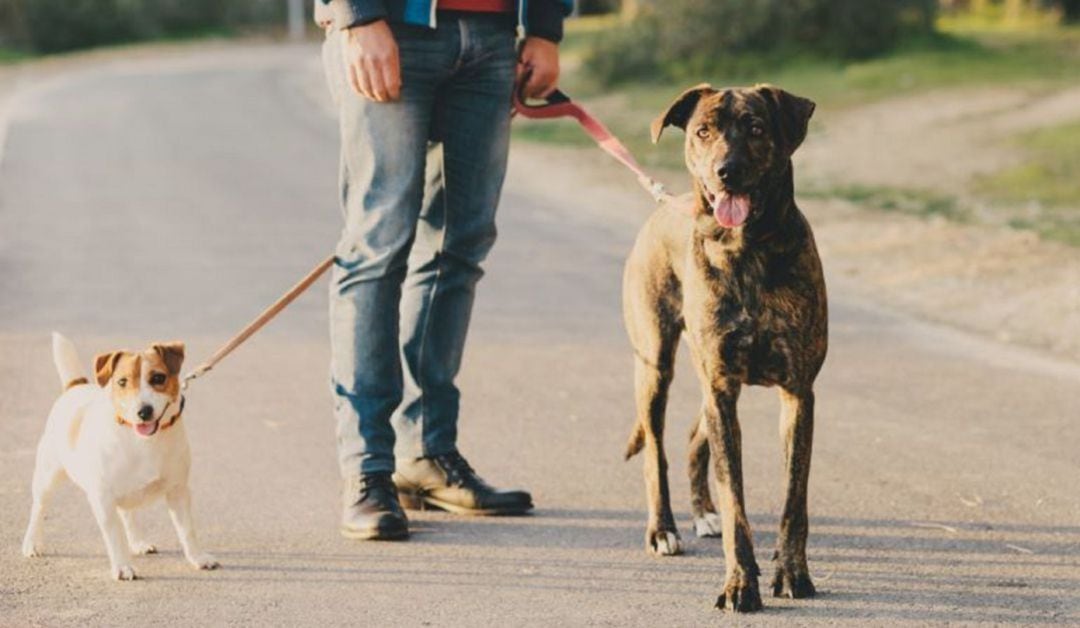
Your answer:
[975,120,1080,246]
[0,47,34,64]
[803,184,966,221]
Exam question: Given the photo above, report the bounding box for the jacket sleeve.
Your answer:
[318,0,389,29]
[526,0,572,43]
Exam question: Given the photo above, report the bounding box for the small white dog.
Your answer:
[22,333,218,580]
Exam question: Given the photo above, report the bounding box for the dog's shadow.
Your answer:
[170,510,1080,624]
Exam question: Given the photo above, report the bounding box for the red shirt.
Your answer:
[439,0,515,12]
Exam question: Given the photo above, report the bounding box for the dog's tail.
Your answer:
[52,332,88,390]
[624,423,645,460]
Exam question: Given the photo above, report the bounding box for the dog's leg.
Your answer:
[688,409,721,538]
[633,353,682,556]
[119,508,157,555]
[772,388,816,599]
[705,384,762,612]
[87,497,136,580]
[21,453,64,558]
[166,486,219,570]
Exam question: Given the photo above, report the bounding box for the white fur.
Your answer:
[22,333,218,580]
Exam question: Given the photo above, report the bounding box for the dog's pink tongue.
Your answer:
[712,193,751,228]
[135,421,158,437]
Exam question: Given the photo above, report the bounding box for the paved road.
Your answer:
[1,43,1078,626]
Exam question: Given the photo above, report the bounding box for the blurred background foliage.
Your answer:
[1,0,1076,58]
[585,0,1078,84]
[0,0,290,53]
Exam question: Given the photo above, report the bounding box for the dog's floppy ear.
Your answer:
[94,351,123,387]
[152,342,185,376]
[651,83,715,144]
[757,84,816,155]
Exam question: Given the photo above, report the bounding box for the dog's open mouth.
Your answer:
[706,190,751,228]
[135,419,160,437]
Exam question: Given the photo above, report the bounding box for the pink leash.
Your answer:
[513,86,672,205]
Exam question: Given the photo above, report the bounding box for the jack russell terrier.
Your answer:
[22,333,218,580]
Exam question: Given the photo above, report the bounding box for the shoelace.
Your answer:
[346,473,395,503]
[433,451,489,490]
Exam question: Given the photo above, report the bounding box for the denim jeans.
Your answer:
[323,13,516,475]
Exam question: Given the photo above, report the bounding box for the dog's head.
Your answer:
[94,342,185,438]
[652,84,815,229]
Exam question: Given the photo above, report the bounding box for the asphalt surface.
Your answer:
[1,43,1078,626]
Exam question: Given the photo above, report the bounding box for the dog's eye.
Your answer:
[116,378,127,388]
[750,124,764,137]
[149,373,166,386]
[695,126,710,139]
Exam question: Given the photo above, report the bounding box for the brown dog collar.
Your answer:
[160,395,185,431]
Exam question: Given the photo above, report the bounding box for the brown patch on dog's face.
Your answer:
[94,342,184,437]
[652,84,815,225]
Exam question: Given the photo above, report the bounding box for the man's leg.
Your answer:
[392,14,532,515]
[324,25,444,537]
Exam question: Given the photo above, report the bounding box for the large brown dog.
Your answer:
[622,84,826,612]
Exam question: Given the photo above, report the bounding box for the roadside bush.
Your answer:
[586,0,939,84]
[0,0,287,54]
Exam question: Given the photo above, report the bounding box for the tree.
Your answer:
[1063,0,1080,22]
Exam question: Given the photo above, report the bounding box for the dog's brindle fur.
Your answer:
[622,84,827,612]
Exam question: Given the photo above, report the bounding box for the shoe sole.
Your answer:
[339,525,409,541]
[398,491,533,516]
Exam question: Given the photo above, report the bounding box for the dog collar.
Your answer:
[160,395,185,431]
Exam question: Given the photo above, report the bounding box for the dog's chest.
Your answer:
[687,241,801,386]
[103,439,184,507]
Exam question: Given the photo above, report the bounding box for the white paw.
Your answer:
[694,512,723,538]
[22,539,43,558]
[129,541,157,555]
[113,565,137,581]
[188,553,220,570]
[649,531,683,556]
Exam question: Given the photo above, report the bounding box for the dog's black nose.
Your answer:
[718,162,743,185]
[137,405,154,421]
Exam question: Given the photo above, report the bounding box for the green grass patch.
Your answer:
[975,120,1080,247]
[0,47,34,64]
[802,184,966,220]
[976,120,1080,207]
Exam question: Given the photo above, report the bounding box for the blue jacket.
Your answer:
[320,0,573,42]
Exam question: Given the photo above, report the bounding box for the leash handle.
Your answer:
[182,255,336,390]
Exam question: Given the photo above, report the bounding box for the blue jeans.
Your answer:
[323,13,516,476]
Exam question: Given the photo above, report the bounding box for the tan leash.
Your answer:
[181,255,335,390]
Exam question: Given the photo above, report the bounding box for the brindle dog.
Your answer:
[622,84,827,612]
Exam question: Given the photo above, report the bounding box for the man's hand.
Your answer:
[517,37,560,99]
[341,20,401,102]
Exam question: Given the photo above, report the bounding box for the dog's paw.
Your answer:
[693,512,722,538]
[772,562,816,599]
[113,565,137,581]
[129,542,157,555]
[646,529,683,556]
[22,542,43,558]
[715,575,763,613]
[188,553,220,570]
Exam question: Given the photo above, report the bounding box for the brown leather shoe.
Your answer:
[393,451,533,516]
[340,473,409,540]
